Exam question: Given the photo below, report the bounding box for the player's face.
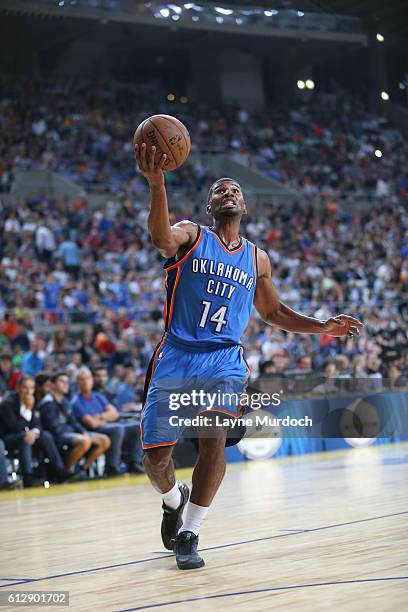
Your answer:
[207,181,246,219]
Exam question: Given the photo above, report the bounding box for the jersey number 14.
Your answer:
[199,300,228,333]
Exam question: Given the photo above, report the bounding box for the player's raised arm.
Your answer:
[135,142,196,259]
[254,249,364,337]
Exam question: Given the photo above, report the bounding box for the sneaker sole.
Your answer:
[177,558,205,570]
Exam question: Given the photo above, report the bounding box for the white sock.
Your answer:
[178,502,209,536]
[162,482,181,510]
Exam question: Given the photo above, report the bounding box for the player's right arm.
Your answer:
[135,142,196,258]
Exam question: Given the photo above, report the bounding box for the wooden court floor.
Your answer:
[0,443,407,612]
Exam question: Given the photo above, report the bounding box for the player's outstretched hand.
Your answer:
[322,314,364,338]
[135,143,167,184]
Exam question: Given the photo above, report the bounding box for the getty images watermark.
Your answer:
[167,389,313,428]
[168,389,282,411]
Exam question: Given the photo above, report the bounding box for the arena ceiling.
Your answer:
[232,0,408,40]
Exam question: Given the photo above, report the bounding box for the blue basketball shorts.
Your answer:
[140,338,250,449]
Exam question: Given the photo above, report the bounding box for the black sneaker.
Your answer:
[161,483,189,551]
[57,471,82,484]
[23,475,45,488]
[174,530,205,570]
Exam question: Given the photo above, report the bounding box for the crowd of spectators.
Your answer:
[0,365,143,490]
[2,77,407,202]
[0,77,407,487]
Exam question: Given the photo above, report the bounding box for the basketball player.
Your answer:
[135,142,363,570]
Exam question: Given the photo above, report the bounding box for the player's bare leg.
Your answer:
[143,446,176,493]
[174,418,229,570]
[144,445,190,551]
[191,424,229,506]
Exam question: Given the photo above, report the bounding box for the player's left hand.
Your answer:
[322,314,364,337]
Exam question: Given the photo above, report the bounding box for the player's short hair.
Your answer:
[207,177,242,206]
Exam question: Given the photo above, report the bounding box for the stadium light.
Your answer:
[215,7,234,15]
[375,150,382,158]
[305,79,315,89]
[376,33,384,42]
[192,15,199,21]
[160,8,170,17]
[297,11,304,17]
[297,80,305,89]
[171,14,180,20]
[398,82,406,90]
[168,4,182,13]
[184,3,194,8]
[264,9,278,16]
[236,17,243,24]
[216,16,224,23]
[167,93,176,101]
[380,91,389,101]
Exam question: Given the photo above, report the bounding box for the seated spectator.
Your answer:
[93,365,115,402]
[0,438,22,490]
[34,372,53,405]
[324,360,337,378]
[40,371,110,476]
[10,320,31,353]
[115,369,141,411]
[22,337,46,376]
[312,361,339,395]
[335,355,352,378]
[72,367,143,477]
[57,235,81,279]
[296,356,313,371]
[0,353,21,399]
[0,376,78,487]
[0,312,19,342]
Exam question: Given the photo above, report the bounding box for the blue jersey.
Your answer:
[163,225,257,351]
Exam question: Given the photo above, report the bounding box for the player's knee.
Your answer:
[143,447,172,473]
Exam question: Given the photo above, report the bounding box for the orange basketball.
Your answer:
[133,114,191,172]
